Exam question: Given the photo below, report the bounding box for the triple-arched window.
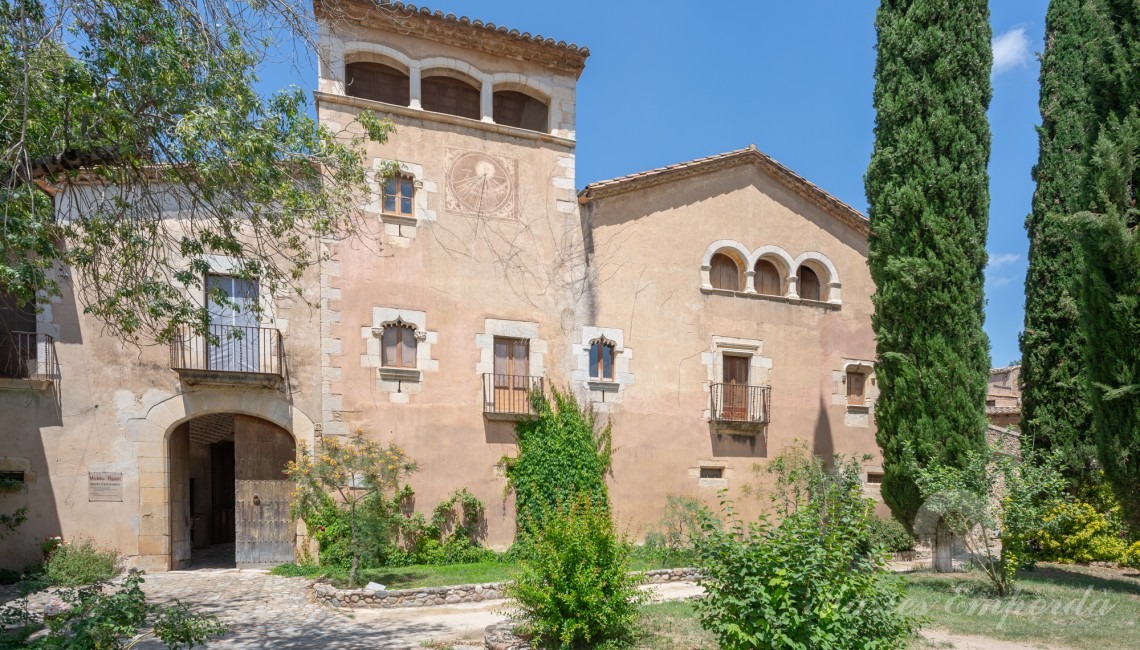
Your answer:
[702,242,839,304]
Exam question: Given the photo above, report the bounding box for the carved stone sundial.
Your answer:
[445,149,517,219]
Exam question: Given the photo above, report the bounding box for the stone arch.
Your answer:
[419,57,490,86]
[700,240,751,291]
[792,251,842,304]
[489,72,554,103]
[132,390,316,571]
[748,245,795,296]
[343,46,413,75]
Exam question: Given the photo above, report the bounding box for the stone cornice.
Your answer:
[316,0,590,78]
[579,146,870,237]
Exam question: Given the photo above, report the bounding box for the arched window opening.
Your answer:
[345,62,410,106]
[421,75,481,120]
[589,337,616,381]
[493,90,549,132]
[382,320,418,368]
[754,259,782,296]
[710,253,741,291]
[798,266,823,301]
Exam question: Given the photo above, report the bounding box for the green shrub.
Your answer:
[44,539,120,586]
[640,495,712,568]
[506,495,646,649]
[865,516,916,553]
[694,448,917,649]
[1125,541,1140,568]
[1034,501,1128,564]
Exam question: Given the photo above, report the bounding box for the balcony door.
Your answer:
[493,337,530,413]
[723,355,750,421]
[207,274,260,372]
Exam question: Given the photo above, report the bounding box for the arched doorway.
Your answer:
[168,414,296,569]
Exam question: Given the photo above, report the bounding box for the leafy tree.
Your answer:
[503,387,612,541]
[911,442,1068,596]
[286,431,417,587]
[1020,0,1105,494]
[0,0,391,342]
[864,0,994,532]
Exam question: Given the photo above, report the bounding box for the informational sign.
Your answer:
[88,472,123,502]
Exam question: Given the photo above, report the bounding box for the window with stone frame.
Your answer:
[381,320,418,369]
[709,253,741,291]
[588,337,616,381]
[382,174,415,217]
[846,369,867,406]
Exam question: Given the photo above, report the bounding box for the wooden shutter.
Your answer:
[755,260,782,296]
[345,62,410,106]
[710,254,740,291]
[422,76,481,119]
[722,356,750,420]
[400,325,417,367]
[798,266,821,301]
[847,371,866,405]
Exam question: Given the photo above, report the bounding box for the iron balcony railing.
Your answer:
[482,373,544,417]
[710,383,771,424]
[170,325,284,376]
[0,331,57,381]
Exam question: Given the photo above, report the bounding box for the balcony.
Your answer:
[710,383,771,432]
[170,325,284,387]
[0,331,58,390]
[482,374,544,420]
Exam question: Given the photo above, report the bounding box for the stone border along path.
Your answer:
[311,567,702,609]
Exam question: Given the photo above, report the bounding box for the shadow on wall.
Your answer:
[483,418,519,445]
[812,395,835,462]
[708,424,768,458]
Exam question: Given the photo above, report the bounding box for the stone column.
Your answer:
[744,269,757,294]
[480,80,494,123]
[408,65,422,110]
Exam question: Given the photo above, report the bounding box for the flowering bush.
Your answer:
[1125,541,1140,568]
[1034,501,1128,564]
[40,536,63,558]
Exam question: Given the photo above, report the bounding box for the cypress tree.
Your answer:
[865,0,993,530]
[1020,0,1103,494]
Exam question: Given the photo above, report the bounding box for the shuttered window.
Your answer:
[710,253,741,291]
[798,266,822,301]
[422,75,481,120]
[382,322,417,368]
[847,370,866,406]
[345,62,410,106]
[755,259,782,296]
[493,91,549,132]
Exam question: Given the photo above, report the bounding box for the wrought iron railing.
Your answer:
[482,374,544,417]
[0,331,57,381]
[170,325,284,376]
[710,383,771,424]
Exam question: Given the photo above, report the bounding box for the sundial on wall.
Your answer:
[445,149,518,219]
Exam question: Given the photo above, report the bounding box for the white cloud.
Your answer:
[987,252,1020,269]
[992,27,1031,75]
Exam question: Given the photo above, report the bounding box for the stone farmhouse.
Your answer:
[0,0,884,571]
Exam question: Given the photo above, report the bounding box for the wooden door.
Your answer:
[234,415,295,568]
[493,337,530,413]
[722,356,750,420]
[847,371,866,406]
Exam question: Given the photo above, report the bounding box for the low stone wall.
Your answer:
[311,567,701,610]
[484,621,530,650]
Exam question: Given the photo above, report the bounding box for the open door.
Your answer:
[233,415,295,568]
[206,274,260,372]
[722,355,750,421]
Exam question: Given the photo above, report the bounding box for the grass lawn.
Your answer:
[271,550,696,590]
[903,563,1140,650]
[635,601,715,650]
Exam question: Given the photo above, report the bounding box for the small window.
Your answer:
[798,266,822,301]
[709,253,741,291]
[381,321,417,369]
[383,176,415,217]
[847,370,867,406]
[345,62,410,106]
[0,471,24,491]
[865,472,884,485]
[493,90,549,132]
[588,338,616,381]
[699,467,724,479]
[421,75,481,120]
[755,259,782,296]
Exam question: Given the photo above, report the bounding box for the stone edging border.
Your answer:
[311,567,702,609]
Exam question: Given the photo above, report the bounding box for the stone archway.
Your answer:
[129,390,315,572]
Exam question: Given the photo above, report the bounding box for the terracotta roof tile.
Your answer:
[379,2,588,54]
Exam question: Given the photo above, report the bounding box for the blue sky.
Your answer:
[265,1,1048,368]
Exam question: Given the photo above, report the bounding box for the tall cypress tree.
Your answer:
[1020,0,1103,494]
[865,0,993,530]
